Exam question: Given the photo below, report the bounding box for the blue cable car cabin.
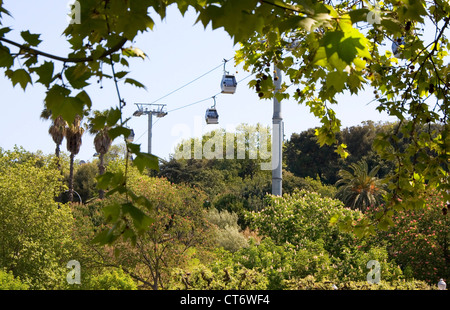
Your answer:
[392,37,405,58]
[205,108,219,124]
[221,74,237,94]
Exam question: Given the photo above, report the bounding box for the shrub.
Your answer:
[246,189,361,259]
[76,169,214,290]
[332,246,403,282]
[284,275,433,290]
[85,268,137,290]
[169,263,269,290]
[207,208,240,229]
[368,190,449,283]
[0,269,29,290]
[0,149,75,289]
[207,208,248,252]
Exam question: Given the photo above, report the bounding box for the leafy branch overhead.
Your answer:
[0,0,448,239]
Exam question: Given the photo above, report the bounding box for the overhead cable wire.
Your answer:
[148,57,234,105]
[165,71,255,113]
[133,71,256,143]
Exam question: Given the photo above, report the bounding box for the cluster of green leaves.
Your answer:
[62,268,138,290]
[246,190,360,250]
[0,148,75,289]
[0,0,180,245]
[283,275,433,290]
[0,269,29,290]
[0,0,448,242]
[172,188,438,289]
[284,121,396,185]
[368,190,450,282]
[1,147,445,289]
[169,260,270,290]
[209,0,450,229]
[207,208,249,252]
[70,162,214,290]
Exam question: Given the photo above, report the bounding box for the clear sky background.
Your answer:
[0,1,398,162]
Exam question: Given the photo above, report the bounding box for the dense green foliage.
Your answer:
[0,269,29,290]
[0,0,448,290]
[369,190,450,282]
[70,161,214,290]
[0,148,74,289]
[0,0,448,241]
[0,147,445,290]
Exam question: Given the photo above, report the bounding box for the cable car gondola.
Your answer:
[221,59,237,94]
[205,96,219,124]
[221,74,237,94]
[391,36,405,58]
[205,108,219,124]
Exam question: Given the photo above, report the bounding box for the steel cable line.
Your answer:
[133,72,255,143]
[165,72,255,113]
[147,57,234,106]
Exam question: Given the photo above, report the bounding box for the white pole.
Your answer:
[148,112,153,154]
[272,64,283,196]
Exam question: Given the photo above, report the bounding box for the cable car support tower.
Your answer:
[133,103,168,154]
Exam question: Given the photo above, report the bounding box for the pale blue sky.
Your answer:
[0,1,397,162]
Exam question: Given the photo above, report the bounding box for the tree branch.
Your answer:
[261,0,301,13]
[0,37,128,63]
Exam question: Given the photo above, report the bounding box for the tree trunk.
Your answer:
[98,152,105,199]
[55,143,63,203]
[55,143,60,159]
[69,152,74,202]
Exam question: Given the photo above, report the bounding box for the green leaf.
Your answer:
[102,202,121,223]
[31,61,54,87]
[335,143,349,159]
[108,126,131,141]
[122,203,154,232]
[90,114,107,131]
[114,71,129,79]
[122,47,147,59]
[75,90,92,110]
[127,190,153,211]
[133,152,159,172]
[133,195,153,211]
[0,27,12,37]
[44,85,85,123]
[5,69,32,90]
[380,18,403,36]
[354,225,366,238]
[105,185,127,197]
[326,71,346,92]
[378,214,394,231]
[96,171,125,190]
[124,78,147,90]
[91,226,120,245]
[0,45,14,68]
[64,64,92,89]
[348,8,370,24]
[106,107,121,127]
[127,142,141,154]
[20,30,42,47]
[315,29,371,70]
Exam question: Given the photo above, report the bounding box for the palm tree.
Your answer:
[40,109,66,169]
[335,160,386,211]
[88,111,112,199]
[65,115,85,202]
